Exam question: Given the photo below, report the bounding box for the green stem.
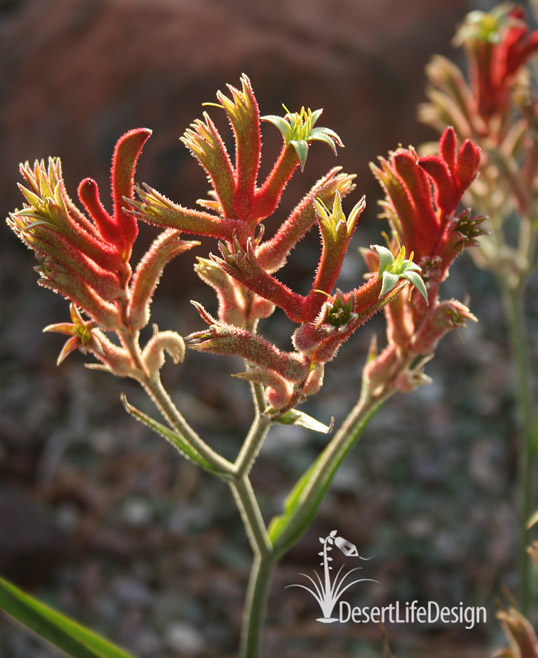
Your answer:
[234,413,272,477]
[499,279,534,615]
[230,473,273,658]
[240,553,275,658]
[143,372,235,476]
[237,385,384,656]
[230,475,272,557]
[119,327,235,476]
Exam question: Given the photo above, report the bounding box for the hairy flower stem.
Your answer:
[234,412,272,477]
[121,329,235,477]
[499,278,535,615]
[142,373,235,476]
[240,553,276,658]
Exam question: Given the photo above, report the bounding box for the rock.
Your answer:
[164,622,206,654]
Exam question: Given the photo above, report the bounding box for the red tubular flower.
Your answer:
[78,128,152,265]
[457,5,538,122]
[8,128,202,371]
[8,131,152,329]
[217,75,262,221]
[418,127,480,215]
[214,238,306,323]
[132,75,344,236]
[255,168,356,273]
[371,127,482,271]
[128,230,200,330]
[302,193,365,322]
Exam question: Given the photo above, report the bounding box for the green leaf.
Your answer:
[121,395,227,477]
[274,409,334,433]
[0,576,138,658]
[268,401,382,556]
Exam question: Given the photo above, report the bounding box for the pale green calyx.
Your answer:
[374,245,428,303]
[262,106,343,171]
[453,5,512,46]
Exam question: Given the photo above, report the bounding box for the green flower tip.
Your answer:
[325,290,356,328]
[453,5,512,46]
[374,244,428,304]
[313,192,365,241]
[262,106,343,171]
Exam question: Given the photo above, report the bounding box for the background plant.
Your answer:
[3,74,483,658]
[420,1,538,615]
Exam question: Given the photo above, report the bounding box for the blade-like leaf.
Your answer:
[121,395,227,477]
[268,401,381,554]
[0,577,138,658]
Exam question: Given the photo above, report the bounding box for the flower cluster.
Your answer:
[128,76,445,412]
[420,2,538,284]
[456,4,538,126]
[7,129,192,377]
[8,75,483,416]
[364,127,486,396]
[421,4,538,136]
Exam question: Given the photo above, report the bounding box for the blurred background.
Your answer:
[1,0,536,656]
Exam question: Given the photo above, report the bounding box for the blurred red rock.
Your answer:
[0,0,471,217]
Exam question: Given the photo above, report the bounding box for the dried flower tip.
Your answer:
[43,304,98,365]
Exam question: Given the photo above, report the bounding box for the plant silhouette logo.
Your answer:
[287,530,376,623]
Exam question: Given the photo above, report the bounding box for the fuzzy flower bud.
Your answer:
[188,303,309,382]
[142,329,186,375]
[235,369,294,410]
[411,299,477,355]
